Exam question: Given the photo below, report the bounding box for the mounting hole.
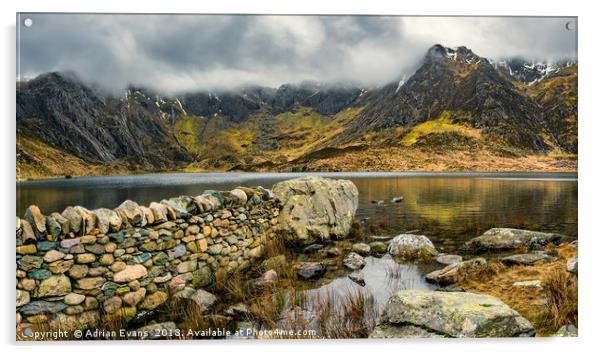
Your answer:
[565,21,575,31]
[23,18,33,28]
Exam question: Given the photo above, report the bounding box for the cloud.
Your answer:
[17,14,577,93]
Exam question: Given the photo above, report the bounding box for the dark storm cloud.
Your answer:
[17,14,577,93]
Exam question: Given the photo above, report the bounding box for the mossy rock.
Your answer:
[191,266,215,289]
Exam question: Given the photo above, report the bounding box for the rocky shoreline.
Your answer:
[15,177,578,339]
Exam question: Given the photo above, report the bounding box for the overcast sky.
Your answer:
[17,14,577,93]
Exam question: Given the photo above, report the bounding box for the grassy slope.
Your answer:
[174,106,362,171]
[16,134,129,180]
[301,109,576,173]
[17,69,578,177]
[399,111,482,146]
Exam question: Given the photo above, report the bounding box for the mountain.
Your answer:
[16,44,578,179]
[341,45,559,151]
[17,73,192,169]
[492,58,576,85]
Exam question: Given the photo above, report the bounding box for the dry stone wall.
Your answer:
[16,186,282,333]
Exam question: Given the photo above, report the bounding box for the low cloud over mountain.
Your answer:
[18,14,576,93]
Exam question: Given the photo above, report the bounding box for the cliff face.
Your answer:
[16,45,578,177]
[17,73,193,169]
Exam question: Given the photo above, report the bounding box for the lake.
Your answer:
[16,172,578,250]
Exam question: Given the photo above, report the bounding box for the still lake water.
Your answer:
[16,172,578,250]
[16,172,578,331]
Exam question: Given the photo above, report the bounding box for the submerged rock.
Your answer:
[462,228,567,253]
[272,177,358,244]
[348,271,365,286]
[388,234,437,259]
[374,290,535,338]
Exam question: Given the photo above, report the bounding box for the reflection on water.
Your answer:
[16,172,577,337]
[305,255,435,311]
[17,172,577,248]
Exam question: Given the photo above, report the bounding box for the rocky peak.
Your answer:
[424,44,482,66]
[491,57,576,85]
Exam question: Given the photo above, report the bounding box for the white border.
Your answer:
[2,1,600,353]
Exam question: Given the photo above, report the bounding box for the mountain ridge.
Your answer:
[16,44,578,179]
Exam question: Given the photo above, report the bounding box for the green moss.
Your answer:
[400,112,479,147]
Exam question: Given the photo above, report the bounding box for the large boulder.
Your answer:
[372,290,535,338]
[272,177,358,244]
[462,228,567,253]
[388,234,437,259]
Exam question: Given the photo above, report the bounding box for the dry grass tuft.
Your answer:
[214,269,249,303]
[314,289,378,338]
[457,262,506,283]
[249,287,378,339]
[543,268,578,330]
[392,248,437,263]
[458,243,578,336]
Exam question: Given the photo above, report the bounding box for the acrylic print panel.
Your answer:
[15,13,577,340]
